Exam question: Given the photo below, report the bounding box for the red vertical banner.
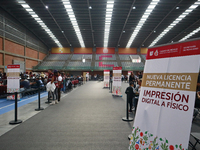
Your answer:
[104,70,110,88]
[112,67,122,96]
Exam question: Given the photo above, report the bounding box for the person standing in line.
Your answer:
[129,72,135,84]
[57,71,63,102]
[47,69,54,99]
[61,72,66,93]
[133,78,142,113]
[125,82,135,113]
[50,70,60,105]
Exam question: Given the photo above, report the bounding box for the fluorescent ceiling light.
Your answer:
[104,0,115,47]
[179,26,200,41]
[149,0,200,47]
[126,0,159,48]
[17,0,62,47]
[61,0,85,47]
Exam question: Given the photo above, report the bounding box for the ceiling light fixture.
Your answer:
[103,0,115,48]
[149,0,200,47]
[89,6,92,9]
[133,6,136,9]
[126,0,160,48]
[61,0,85,47]
[179,26,200,41]
[17,0,62,47]
[176,6,179,9]
[45,6,48,9]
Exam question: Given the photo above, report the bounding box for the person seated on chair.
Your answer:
[31,77,44,89]
[20,77,31,90]
[20,77,31,97]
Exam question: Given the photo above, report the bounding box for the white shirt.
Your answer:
[58,76,62,81]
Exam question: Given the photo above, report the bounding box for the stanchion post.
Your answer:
[45,91,51,104]
[110,80,112,93]
[9,92,22,125]
[35,87,44,111]
[122,91,133,122]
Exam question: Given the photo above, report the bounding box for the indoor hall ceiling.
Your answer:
[0,0,200,49]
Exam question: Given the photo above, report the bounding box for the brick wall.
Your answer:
[0,37,2,50]
[0,53,3,65]
[26,59,38,68]
[39,52,46,60]
[5,39,24,56]
[26,47,38,59]
[4,55,24,66]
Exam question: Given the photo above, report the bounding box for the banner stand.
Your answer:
[112,67,122,97]
[103,70,110,88]
[129,39,200,149]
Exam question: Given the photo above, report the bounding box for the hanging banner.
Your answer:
[129,39,200,150]
[7,64,20,100]
[104,70,110,88]
[112,67,122,96]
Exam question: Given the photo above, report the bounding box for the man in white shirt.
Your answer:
[57,71,62,102]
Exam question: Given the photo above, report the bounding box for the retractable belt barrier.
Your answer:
[0,87,46,125]
[122,88,133,122]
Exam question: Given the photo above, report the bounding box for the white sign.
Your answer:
[112,67,122,96]
[104,70,110,87]
[7,64,20,100]
[129,40,200,150]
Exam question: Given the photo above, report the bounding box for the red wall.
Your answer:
[0,53,3,65]
[118,48,137,54]
[5,55,24,66]
[39,52,46,60]
[96,48,115,54]
[74,48,93,54]
[5,39,24,56]
[26,47,38,59]
[26,59,38,68]
[0,38,3,50]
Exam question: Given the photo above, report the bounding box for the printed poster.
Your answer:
[104,70,110,87]
[7,64,20,100]
[112,67,122,96]
[129,39,200,150]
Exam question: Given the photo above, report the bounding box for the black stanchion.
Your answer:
[45,91,51,104]
[9,92,23,125]
[35,88,44,111]
[110,80,112,93]
[122,93,133,122]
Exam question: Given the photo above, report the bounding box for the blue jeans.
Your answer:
[61,81,66,92]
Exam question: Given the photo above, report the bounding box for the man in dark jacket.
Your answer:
[125,82,135,113]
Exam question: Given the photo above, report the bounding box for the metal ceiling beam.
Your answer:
[0,5,50,50]
[40,0,71,47]
[139,0,183,48]
[87,0,95,47]
[116,0,136,48]
[168,18,200,43]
